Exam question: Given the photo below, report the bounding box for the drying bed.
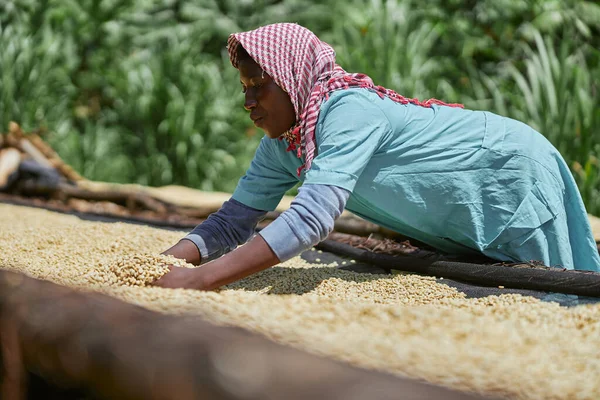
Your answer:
[1,203,600,400]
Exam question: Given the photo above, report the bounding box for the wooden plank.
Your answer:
[0,270,489,400]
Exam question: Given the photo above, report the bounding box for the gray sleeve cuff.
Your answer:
[182,234,209,260]
[185,198,268,263]
[258,215,306,262]
[258,184,350,262]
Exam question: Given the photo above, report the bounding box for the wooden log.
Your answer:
[316,239,600,297]
[18,139,54,169]
[17,182,172,214]
[0,315,25,400]
[5,123,84,182]
[8,122,22,138]
[0,193,204,229]
[0,271,489,400]
[4,133,20,149]
[60,184,171,214]
[0,149,21,189]
[27,134,85,182]
[7,124,53,169]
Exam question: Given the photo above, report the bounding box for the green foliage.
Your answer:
[0,16,77,136]
[326,0,448,99]
[1,0,599,213]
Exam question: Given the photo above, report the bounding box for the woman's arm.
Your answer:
[162,238,202,264]
[155,234,280,290]
[153,184,350,290]
[183,198,268,264]
[159,198,268,266]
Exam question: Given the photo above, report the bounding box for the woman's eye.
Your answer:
[241,80,265,94]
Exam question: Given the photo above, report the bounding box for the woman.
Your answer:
[154,23,600,290]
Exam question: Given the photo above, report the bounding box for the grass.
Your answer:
[1,0,599,213]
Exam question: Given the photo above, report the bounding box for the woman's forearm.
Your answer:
[162,239,202,265]
[188,184,349,290]
[191,234,280,290]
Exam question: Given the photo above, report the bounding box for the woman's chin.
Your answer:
[262,122,294,139]
[264,129,283,139]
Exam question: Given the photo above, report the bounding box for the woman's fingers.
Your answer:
[152,266,196,289]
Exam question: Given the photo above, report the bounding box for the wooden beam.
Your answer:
[0,270,489,400]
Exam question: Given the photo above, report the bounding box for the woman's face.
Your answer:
[238,57,296,139]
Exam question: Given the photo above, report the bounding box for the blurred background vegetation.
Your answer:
[1,0,599,214]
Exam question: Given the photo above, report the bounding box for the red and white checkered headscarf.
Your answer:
[228,23,462,176]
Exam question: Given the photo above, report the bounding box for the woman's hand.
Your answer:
[154,235,280,290]
[161,239,201,265]
[152,266,202,290]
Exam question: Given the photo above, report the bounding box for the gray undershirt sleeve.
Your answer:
[183,184,350,263]
[259,184,350,262]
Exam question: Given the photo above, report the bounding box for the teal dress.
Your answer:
[233,88,600,271]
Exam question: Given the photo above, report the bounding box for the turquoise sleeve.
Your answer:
[304,91,392,192]
[232,137,298,211]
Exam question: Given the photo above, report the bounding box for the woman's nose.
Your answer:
[244,92,257,111]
